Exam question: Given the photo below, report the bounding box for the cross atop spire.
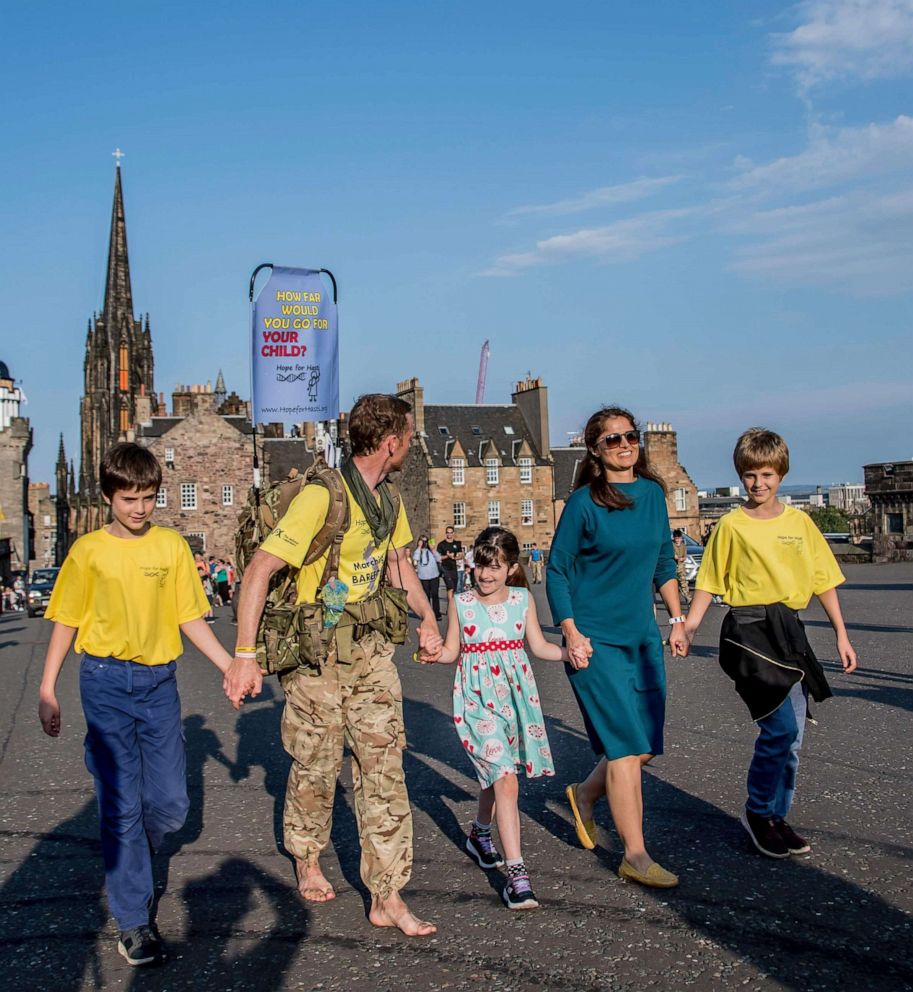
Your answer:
[102,162,134,327]
[112,147,125,167]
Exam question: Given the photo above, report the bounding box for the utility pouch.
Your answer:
[381,585,409,644]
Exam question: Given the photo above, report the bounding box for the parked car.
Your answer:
[27,567,61,618]
[674,533,705,583]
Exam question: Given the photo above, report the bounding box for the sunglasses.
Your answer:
[598,430,640,450]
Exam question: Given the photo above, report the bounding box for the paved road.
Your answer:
[1,564,911,991]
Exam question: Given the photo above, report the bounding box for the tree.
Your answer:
[808,507,850,534]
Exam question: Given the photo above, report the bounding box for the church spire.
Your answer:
[102,162,134,327]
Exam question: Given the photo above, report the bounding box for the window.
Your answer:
[451,458,465,486]
[438,426,449,435]
[156,488,167,508]
[503,425,515,435]
[187,531,206,553]
[674,487,688,512]
[521,542,533,554]
[43,514,51,527]
[165,447,175,465]
[222,485,233,506]
[488,500,501,525]
[180,483,197,510]
[521,499,533,525]
[453,502,466,528]
[485,458,500,485]
[519,457,533,484]
[887,512,904,534]
[471,426,482,435]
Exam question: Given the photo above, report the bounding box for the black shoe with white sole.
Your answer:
[740,809,790,859]
[466,831,505,870]
[117,925,165,967]
[502,880,539,910]
[775,819,811,855]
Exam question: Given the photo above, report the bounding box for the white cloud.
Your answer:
[771,0,913,92]
[728,187,913,294]
[480,207,697,277]
[503,176,683,220]
[731,115,913,192]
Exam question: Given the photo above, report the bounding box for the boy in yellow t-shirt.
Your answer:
[38,443,233,968]
[685,428,857,861]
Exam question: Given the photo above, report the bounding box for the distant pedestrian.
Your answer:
[529,543,544,584]
[437,526,463,607]
[671,530,691,605]
[412,536,442,620]
[463,546,475,589]
[37,442,233,967]
[685,428,857,859]
[428,527,575,910]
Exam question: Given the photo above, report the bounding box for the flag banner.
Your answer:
[250,266,339,424]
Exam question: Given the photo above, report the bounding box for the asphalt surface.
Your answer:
[1,563,911,991]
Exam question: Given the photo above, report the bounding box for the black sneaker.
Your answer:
[502,879,539,910]
[775,819,811,855]
[466,831,505,870]
[117,925,165,967]
[740,809,790,859]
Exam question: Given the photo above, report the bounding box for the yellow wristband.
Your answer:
[234,646,257,653]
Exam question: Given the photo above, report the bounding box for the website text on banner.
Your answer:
[251,266,339,425]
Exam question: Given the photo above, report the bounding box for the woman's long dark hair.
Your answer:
[574,406,666,510]
[473,527,529,588]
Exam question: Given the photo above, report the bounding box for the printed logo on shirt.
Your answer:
[777,535,804,552]
[351,539,382,590]
[269,525,298,548]
[141,566,170,588]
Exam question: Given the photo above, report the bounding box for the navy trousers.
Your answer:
[80,655,189,930]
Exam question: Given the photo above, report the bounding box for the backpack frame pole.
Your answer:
[248,262,274,508]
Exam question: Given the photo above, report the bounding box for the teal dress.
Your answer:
[453,588,555,788]
[546,479,677,760]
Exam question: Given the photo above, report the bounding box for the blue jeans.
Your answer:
[80,655,189,930]
[746,682,807,820]
[456,570,466,594]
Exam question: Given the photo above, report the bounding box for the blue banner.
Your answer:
[250,266,339,424]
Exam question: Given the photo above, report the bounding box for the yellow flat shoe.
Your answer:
[618,858,679,889]
[565,783,597,850]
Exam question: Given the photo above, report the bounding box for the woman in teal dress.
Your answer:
[547,406,689,888]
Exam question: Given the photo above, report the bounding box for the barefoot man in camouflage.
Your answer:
[224,394,443,937]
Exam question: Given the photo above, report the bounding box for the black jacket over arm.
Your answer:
[719,603,833,721]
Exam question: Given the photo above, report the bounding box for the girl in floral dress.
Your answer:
[433,527,584,909]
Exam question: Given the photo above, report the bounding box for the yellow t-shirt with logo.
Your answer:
[695,505,845,610]
[45,525,210,665]
[259,479,412,605]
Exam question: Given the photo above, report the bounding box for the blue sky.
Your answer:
[2,0,910,488]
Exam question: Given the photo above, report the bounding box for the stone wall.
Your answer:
[28,483,57,570]
[643,424,700,537]
[139,407,253,563]
[0,417,33,572]
[865,460,913,563]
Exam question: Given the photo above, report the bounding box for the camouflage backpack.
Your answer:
[235,456,350,677]
[235,457,408,676]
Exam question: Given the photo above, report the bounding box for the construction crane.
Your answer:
[475,339,490,404]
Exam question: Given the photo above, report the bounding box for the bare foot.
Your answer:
[369,892,436,937]
[295,859,336,902]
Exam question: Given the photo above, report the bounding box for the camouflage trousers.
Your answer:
[280,629,413,898]
[676,561,691,604]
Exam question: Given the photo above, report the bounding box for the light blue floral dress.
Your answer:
[453,588,555,788]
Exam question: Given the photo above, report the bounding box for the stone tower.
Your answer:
[79,164,155,493]
[55,434,71,565]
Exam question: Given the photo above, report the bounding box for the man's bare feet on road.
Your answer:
[296,859,336,902]
[369,892,436,936]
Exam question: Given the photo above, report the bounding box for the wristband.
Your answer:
[667,616,686,625]
[234,650,257,658]
[234,646,257,653]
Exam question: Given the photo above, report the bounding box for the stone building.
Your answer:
[0,360,33,578]
[394,376,556,551]
[28,483,56,570]
[864,460,913,563]
[828,482,869,514]
[135,384,254,561]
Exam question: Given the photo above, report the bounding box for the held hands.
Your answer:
[223,656,263,710]
[668,624,690,658]
[38,695,61,737]
[414,619,444,664]
[566,631,593,670]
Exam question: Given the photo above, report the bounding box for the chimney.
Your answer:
[396,377,425,434]
[512,375,550,458]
